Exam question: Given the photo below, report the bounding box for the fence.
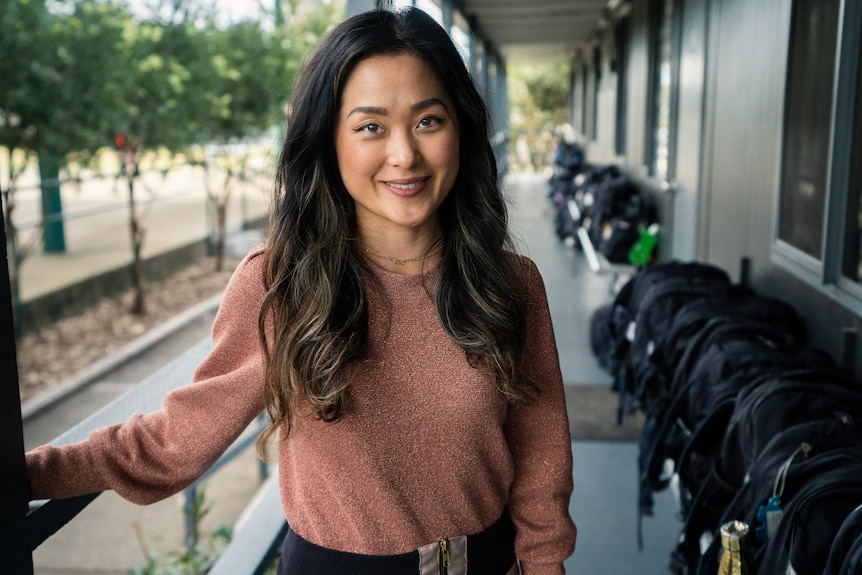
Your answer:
[2,164,271,333]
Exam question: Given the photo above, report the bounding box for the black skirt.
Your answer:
[276,510,518,575]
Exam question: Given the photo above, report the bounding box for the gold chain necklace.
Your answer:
[360,240,444,265]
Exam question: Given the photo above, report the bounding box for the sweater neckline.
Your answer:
[363,256,439,302]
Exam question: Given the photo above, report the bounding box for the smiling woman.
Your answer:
[334,53,460,269]
[25,7,577,575]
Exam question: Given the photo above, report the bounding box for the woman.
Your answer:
[26,7,577,574]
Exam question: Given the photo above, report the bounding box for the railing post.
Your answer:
[256,413,269,481]
[184,484,199,557]
[0,190,34,572]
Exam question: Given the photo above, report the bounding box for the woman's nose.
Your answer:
[387,130,421,168]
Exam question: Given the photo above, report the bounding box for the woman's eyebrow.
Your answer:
[412,97,447,112]
[345,98,448,118]
[346,106,387,117]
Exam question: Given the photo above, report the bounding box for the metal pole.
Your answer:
[38,149,66,253]
[0,190,35,573]
[183,484,199,557]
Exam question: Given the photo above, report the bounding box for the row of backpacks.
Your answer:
[589,260,862,575]
[547,154,658,267]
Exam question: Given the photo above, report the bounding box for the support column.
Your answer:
[0,190,33,573]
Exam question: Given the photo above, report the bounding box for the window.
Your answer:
[614,16,630,157]
[648,0,678,180]
[776,0,862,301]
[842,47,862,280]
[777,0,840,259]
[592,46,601,141]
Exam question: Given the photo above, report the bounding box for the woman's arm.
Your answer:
[505,258,577,575]
[26,248,269,504]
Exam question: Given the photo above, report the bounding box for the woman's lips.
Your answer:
[382,177,430,197]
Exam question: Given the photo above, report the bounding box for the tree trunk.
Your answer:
[214,202,227,272]
[126,170,146,315]
[211,169,233,272]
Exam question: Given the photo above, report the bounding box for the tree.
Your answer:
[0,0,132,327]
[508,63,571,172]
[111,17,226,314]
[188,2,341,271]
[1,0,344,320]
[187,20,287,271]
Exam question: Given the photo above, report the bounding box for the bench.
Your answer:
[576,226,638,292]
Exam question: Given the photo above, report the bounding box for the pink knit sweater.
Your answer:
[26,248,577,574]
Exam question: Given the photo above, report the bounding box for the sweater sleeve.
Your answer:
[25,249,268,504]
[505,258,577,575]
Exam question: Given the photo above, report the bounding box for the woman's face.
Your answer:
[334,53,460,240]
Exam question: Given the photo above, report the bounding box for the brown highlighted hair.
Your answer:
[257,7,536,454]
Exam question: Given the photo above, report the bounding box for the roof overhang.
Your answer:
[454,0,625,64]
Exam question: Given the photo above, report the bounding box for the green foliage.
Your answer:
[0,0,130,157]
[508,63,571,171]
[131,485,232,575]
[0,0,343,162]
[129,481,282,575]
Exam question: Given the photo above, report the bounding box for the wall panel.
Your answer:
[625,0,652,171]
[703,0,790,279]
[671,0,708,261]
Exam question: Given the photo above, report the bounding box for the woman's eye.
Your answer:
[418,116,442,128]
[357,123,381,134]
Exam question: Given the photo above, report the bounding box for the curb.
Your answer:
[20,292,223,423]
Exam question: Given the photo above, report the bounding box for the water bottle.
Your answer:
[717,520,752,575]
[627,223,659,267]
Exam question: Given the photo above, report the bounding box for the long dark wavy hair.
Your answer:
[257,6,538,452]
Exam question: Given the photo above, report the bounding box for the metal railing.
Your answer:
[25,338,277,570]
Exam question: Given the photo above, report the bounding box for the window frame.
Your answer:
[772,0,862,311]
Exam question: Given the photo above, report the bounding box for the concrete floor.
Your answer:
[24,172,684,573]
[506,172,683,574]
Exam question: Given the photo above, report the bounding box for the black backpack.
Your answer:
[635,292,806,500]
[669,364,862,574]
[608,261,732,420]
[695,421,862,574]
[638,322,832,518]
[824,504,862,575]
[684,417,862,575]
[597,194,656,264]
[589,302,616,372]
[573,165,623,238]
[653,294,806,396]
[585,176,640,247]
[716,368,862,488]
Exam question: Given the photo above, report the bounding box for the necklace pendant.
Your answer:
[393,258,407,265]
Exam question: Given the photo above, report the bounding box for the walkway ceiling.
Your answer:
[454,0,616,64]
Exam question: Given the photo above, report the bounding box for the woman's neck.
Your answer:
[358,233,444,275]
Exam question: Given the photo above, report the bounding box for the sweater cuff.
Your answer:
[26,442,107,501]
